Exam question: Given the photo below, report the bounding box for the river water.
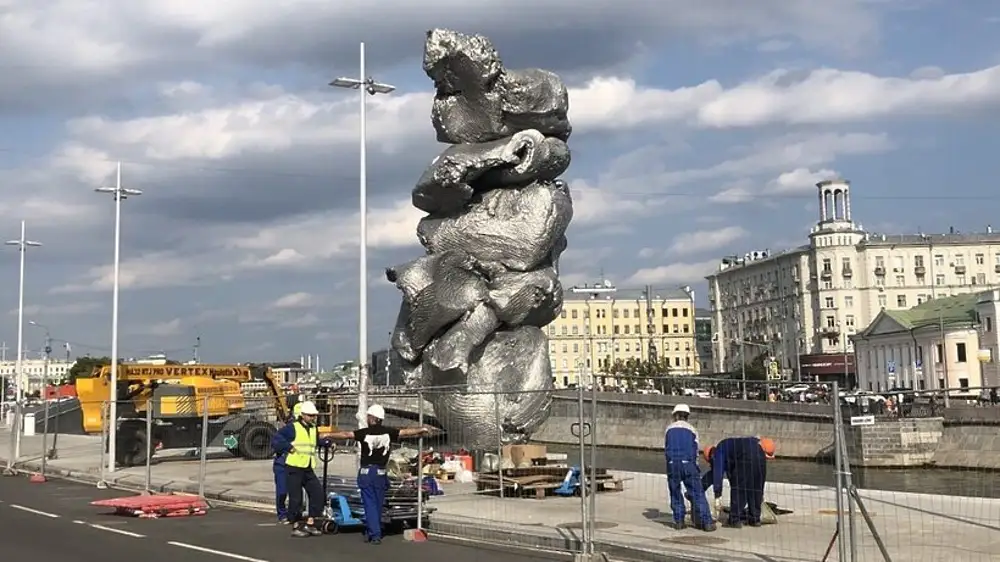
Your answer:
[543,445,998,499]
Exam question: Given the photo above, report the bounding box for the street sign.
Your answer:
[887,360,896,374]
[222,435,238,449]
[915,358,922,369]
[850,415,875,427]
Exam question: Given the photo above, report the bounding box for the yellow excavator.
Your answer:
[75,363,292,467]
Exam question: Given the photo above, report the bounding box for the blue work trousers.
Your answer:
[667,460,712,527]
[358,466,389,540]
[273,463,288,519]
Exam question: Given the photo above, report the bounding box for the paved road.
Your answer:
[0,476,565,562]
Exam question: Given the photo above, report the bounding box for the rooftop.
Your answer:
[882,293,981,330]
[563,283,692,302]
[861,230,1000,247]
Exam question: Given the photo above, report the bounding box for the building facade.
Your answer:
[370,348,405,386]
[547,282,698,388]
[0,359,76,394]
[695,308,713,374]
[977,290,1000,388]
[854,293,990,394]
[707,178,1000,386]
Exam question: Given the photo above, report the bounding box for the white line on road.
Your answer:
[168,541,269,562]
[72,520,146,538]
[9,504,59,518]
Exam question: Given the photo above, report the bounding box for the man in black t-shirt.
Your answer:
[324,404,430,544]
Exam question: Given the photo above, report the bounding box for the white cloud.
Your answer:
[270,292,319,309]
[767,168,840,194]
[710,181,755,204]
[138,318,183,337]
[668,227,748,257]
[8,302,101,317]
[624,260,719,286]
[279,314,320,329]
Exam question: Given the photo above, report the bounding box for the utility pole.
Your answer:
[939,311,950,408]
[739,315,747,400]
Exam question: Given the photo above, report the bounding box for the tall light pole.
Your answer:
[95,161,142,473]
[329,42,395,428]
[4,221,41,467]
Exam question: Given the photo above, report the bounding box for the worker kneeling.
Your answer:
[702,437,776,528]
[664,404,715,531]
[272,401,329,538]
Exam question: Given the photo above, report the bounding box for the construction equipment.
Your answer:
[75,363,291,467]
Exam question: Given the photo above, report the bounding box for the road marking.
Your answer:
[9,504,59,518]
[73,520,146,538]
[168,541,269,562]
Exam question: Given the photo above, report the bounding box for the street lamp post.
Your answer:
[329,42,395,429]
[3,222,42,472]
[95,161,142,473]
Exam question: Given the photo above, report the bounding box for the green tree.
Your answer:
[605,357,672,391]
[742,351,769,382]
[66,356,113,384]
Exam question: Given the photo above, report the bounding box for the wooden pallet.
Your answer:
[475,467,627,499]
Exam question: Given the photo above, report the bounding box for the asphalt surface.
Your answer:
[0,476,565,562]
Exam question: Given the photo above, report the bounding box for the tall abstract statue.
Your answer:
[386,29,574,450]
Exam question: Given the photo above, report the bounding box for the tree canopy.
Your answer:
[66,356,113,384]
[603,356,674,392]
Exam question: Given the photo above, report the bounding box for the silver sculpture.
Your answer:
[387,29,574,449]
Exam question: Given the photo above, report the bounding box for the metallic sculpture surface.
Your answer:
[386,29,573,449]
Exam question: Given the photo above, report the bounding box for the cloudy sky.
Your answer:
[0,0,998,365]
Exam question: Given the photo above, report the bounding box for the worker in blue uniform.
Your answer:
[664,404,715,531]
[325,404,431,544]
[701,437,776,528]
[271,401,330,538]
[271,402,303,524]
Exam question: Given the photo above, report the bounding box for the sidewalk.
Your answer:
[2,430,997,562]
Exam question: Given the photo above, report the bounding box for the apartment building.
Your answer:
[695,308,713,374]
[0,359,76,394]
[707,178,1000,386]
[547,282,698,388]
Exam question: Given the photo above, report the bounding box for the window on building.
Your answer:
[561,344,568,353]
[623,309,630,319]
[624,343,630,352]
[935,343,943,363]
[613,309,619,318]
[934,254,944,267]
[674,357,681,367]
[673,324,679,333]
[826,315,836,328]
[916,346,923,364]
[560,310,567,318]
[988,316,994,333]
[826,336,838,346]
[571,310,578,319]
[878,294,887,308]
[894,275,904,286]
[846,315,855,327]
[823,281,833,290]
[825,297,835,308]
[561,326,568,335]
[914,255,924,267]
[684,341,691,351]
[956,342,967,363]
[682,308,689,317]
[571,326,579,335]
[977,273,987,285]
[844,296,854,308]
[896,295,907,307]
[561,359,568,369]
[672,308,679,317]
[935,274,945,285]
[842,257,851,271]
[957,274,967,285]
[614,326,620,335]
[976,254,985,265]
[822,258,832,272]
[633,308,640,318]
[955,254,965,266]
[875,256,885,267]
[573,343,579,353]
[683,324,690,333]
[624,325,631,334]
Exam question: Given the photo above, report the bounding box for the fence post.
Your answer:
[831,382,848,562]
[576,382,590,554]
[2,401,18,475]
[144,398,153,493]
[12,400,22,468]
[97,401,108,489]
[197,396,209,498]
[494,380,504,499]
[416,389,425,532]
[588,373,598,550]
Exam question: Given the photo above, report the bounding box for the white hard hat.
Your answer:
[366,404,385,420]
[672,404,691,415]
[299,401,319,415]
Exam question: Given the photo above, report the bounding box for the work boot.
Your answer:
[699,522,717,532]
[723,520,742,529]
[669,521,686,530]
[304,524,322,537]
[291,526,311,538]
[748,520,762,527]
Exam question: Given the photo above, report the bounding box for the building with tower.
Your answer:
[707,178,1000,388]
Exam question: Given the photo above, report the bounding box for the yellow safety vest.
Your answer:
[285,422,317,469]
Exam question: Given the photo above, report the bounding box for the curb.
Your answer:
[5,458,714,562]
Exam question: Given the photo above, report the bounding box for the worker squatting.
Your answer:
[664,403,777,532]
[270,401,430,542]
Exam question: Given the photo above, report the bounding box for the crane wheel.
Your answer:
[238,421,276,460]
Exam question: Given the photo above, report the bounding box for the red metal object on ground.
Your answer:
[28,474,46,483]
[91,494,208,518]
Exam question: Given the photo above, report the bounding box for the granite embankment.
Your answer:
[334,391,1000,469]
